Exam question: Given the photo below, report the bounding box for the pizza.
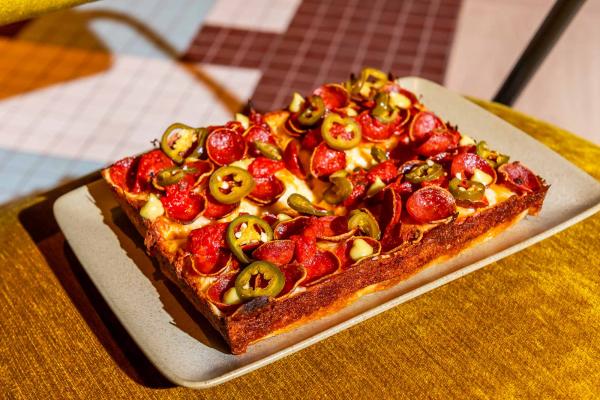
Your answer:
[102,68,548,354]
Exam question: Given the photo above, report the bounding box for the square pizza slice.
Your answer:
[102,69,548,354]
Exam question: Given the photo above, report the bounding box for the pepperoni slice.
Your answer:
[406,186,456,224]
[301,127,323,150]
[367,160,399,184]
[223,120,245,136]
[343,170,369,208]
[429,150,458,167]
[310,142,346,177]
[283,140,307,178]
[183,159,214,186]
[108,156,136,191]
[450,153,497,183]
[186,223,231,274]
[307,215,352,240]
[248,156,285,178]
[206,272,240,312]
[290,233,318,266]
[379,187,402,236]
[415,129,460,157]
[274,217,310,240]
[202,189,238,219]
[409,111,445,143]
[498,162,542,194]
[302,250,340,285]
[160,174,204,222]
[133,149,175,193]
[357,111,393,142]
[248,176,285,205]
[243,125,276,157]
[206,128,247,166]
[313,84,349,110]
[252,240,295,266]
[278,263,307,296]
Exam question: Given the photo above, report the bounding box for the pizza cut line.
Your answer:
[102,69,548,354]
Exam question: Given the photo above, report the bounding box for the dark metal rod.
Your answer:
[493,0,586,106]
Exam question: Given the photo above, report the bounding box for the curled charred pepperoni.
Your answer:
[160,174,204,222]
[248,156,285,178]
[379,187,402,236]
[224,120,245,136]
[429,150,458,167]
[186,223,231,274]
[108,156,136,191]
[409,111,445,143]
[498,162,542,194]
[343,170,369,208]
[406,186,456,224]
[133,150,175,193]
[301,250,340,285]
[206,273,239,312]
[252,240,295,266]
[313,84,349,110]
[283,140,307,178]
[202,189,238,219]
[301,127,323,150]
[206,128,247,166]
[183,159,214,186]
[367,160,399,184]
[310,143,346,178]
[307,215,352,240]
[248,176,285,205]
[290,233,318,265]
[278,263,307,296]
[357,110,393,142]
[450,153,497,183]
[415,129,460,157]
[243,125,276,157]
[274,216,310,239]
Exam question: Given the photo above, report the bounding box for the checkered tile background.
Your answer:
[0,0,461,204]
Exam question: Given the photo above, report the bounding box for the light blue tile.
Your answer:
[0,149,103,205]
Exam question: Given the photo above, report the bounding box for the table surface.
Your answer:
[1,100,599,399]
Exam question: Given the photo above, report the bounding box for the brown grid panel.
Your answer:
[183,0,462,111]
[183,25,278,69]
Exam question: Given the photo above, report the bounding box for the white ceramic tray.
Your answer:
[54,77,600,389]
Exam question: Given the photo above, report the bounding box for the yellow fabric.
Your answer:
[0,101,599,399]
[0,0,92,25]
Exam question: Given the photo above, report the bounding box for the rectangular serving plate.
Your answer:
[54,77,600,389]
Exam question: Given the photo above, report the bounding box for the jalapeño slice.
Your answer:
[404,162,444,183]
[226,215,274,264]
[476,141,509,168]
[324,172,353,204]
[254,141,282,161]
[371,92,399,124]
[235,261,285,300]
[185,127,209,161]
[287,193,331,216]
[297,95,325,126]
[370,146,388,163]
[209,166,255,204]
[321,113,362,150]
[161,123,199,164]
[348,208,381,240]
[448,177,485,202]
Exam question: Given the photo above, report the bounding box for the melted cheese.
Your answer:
[345,144,374,171]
